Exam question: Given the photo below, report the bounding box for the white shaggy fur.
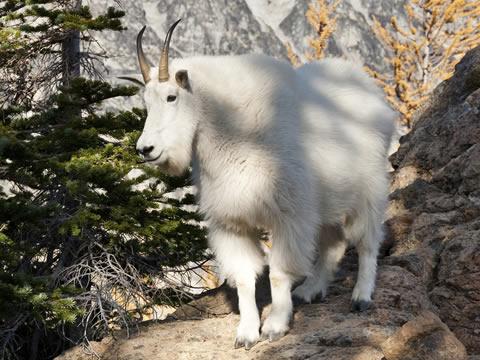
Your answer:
[136,54,395,348]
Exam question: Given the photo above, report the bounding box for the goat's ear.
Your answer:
[175,70,190,90]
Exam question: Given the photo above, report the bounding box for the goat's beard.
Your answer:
[158,159,189,177]
[153,148,191,177]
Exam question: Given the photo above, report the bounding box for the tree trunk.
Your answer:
[28,328,41,360]
[61,0,81,86]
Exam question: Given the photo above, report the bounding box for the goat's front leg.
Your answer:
[261,221,316,341]
[261,268,294,341]
[209,225,265,350]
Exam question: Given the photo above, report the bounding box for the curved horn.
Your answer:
[159,19,182,82]
[136,26,151,83]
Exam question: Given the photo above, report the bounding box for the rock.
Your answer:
[88,0,406,111]
[381,311,467,360]
[429,228,480,353]
[90,0,404,73]
[388,46,480,353]
[56,261,461,360]
[170,273,271,320]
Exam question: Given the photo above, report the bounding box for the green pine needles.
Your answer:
[0,2,208,359]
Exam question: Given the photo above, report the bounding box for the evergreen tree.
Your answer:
[0,2,207,359]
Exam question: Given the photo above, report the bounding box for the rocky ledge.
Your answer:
[58,47,480,360]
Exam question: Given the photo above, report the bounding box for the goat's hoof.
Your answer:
[292,292,324,306]
[260,320,288,342]
[235,321,260,350]
[351,299,371,312]
[261,312,290,343]
[260,329,286,342]
[312,292,326,303]
[292,294,308,306]
[234,338,257,350]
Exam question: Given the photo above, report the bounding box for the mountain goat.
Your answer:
[130,20,395,350]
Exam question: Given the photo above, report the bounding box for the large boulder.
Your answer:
[56,47,480,359]
[387,46,480,353]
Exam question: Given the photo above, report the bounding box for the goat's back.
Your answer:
[295,58,396,224]
[296,58,395,145]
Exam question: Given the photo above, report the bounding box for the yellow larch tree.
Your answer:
[368,0,480,128]
[286,0,340,66]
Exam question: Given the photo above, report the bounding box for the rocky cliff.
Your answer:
[57,46,480,359]
[90,0,406,111]
[90,0,404,76]
[387,45,480,354]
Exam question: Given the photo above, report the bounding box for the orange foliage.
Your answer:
[286,0,339,66]
[305,0,340,61]
[368,0,480,128]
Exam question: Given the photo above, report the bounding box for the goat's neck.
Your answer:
[193,118,225,180]
[192,94,239,180]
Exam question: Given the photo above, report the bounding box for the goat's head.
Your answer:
[134,20,196,176]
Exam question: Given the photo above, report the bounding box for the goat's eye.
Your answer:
[167,95,177,102]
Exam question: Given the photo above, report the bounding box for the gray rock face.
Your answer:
[387,46,480,354]
[90,0,405,81]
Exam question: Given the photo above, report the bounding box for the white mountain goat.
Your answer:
[129,20,395,350]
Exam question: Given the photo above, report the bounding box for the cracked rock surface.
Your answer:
[387,46,480,354]
[57,47,480,360]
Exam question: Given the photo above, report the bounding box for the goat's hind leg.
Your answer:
[346,212,383,312]
[209,225,265,349]
[292,225,346,304]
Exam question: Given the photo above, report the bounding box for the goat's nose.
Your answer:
[137,145,155,157]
